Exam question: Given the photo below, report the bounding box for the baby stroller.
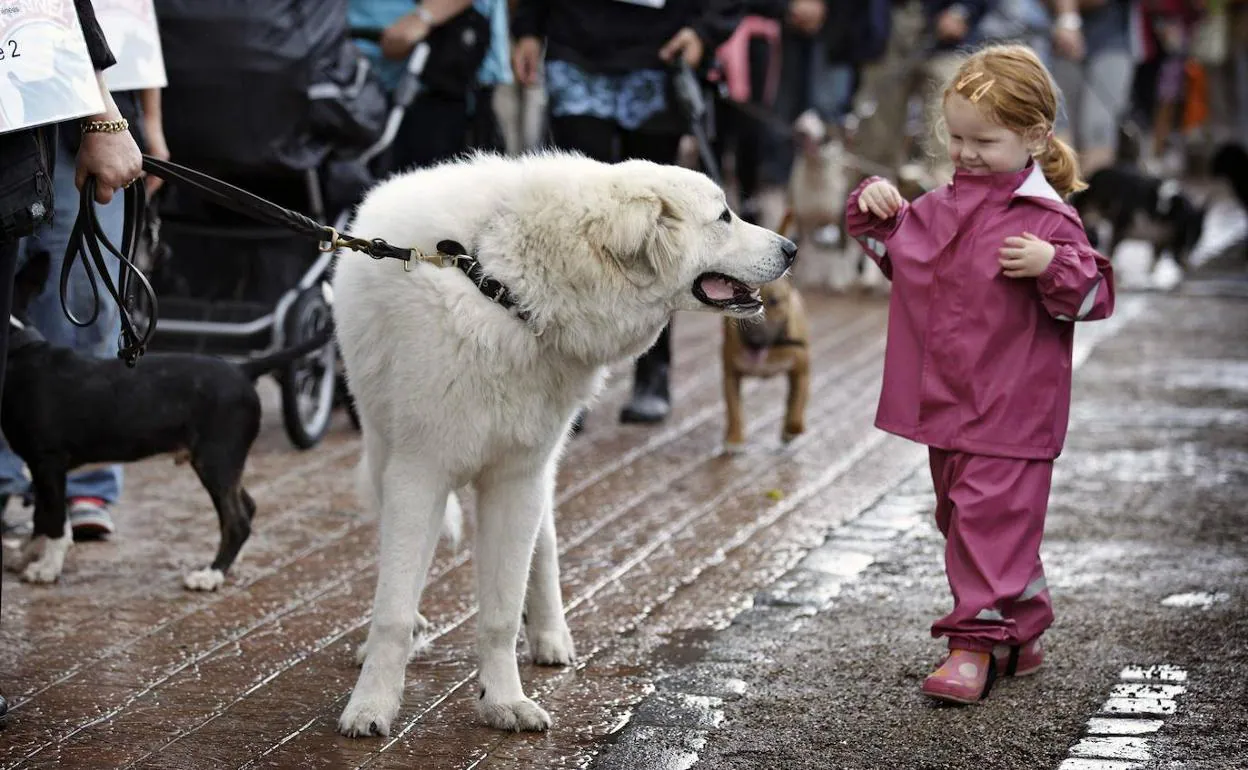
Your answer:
[139,1,427,449]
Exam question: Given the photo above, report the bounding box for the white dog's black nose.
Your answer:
[780,237,798,266]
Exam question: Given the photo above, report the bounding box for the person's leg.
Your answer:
[1079,48,1134,174]
[931,453,1055,650]
[616,129,683,425]
[548,115,619,163]
[922,451,1054,703]
[387,92,472,173]
[754,33,815,230]
[19,137,127,539]
[848,1,925,181]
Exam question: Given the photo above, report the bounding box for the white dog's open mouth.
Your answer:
[692,272,763,314]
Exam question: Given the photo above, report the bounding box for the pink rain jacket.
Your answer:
[845,163,1115,461]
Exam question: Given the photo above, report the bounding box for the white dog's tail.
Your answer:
[355,453,463,549]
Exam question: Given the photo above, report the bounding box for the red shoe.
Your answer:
[993,636,1045,677]
[921,649,996,705]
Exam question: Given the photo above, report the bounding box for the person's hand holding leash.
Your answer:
[857,180,905,219]
[999,233,1056,278]
[513,36,543,87]
[659,27,704,68]
[75,75,143,205]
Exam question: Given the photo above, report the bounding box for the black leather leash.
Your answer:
[67,155,526,367]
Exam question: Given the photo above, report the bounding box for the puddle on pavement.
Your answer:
[1160,591,1230,610]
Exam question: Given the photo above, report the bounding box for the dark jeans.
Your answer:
[548,115,682,167]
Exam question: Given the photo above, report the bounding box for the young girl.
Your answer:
[844,43,1115,705]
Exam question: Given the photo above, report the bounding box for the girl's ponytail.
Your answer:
[1039,135,1087,198]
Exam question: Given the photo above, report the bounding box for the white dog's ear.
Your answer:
[588,180,678,288]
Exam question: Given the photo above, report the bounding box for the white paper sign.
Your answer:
[0,0,105,133]
[96,0,165,92]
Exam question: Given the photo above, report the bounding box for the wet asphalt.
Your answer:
[594,251,1248,770]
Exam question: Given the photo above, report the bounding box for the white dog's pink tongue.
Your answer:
[700,276,737,301]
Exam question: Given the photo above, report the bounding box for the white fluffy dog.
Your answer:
[332,150,796,738]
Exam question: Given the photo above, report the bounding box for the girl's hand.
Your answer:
[857,180,904,219]
[999,233,1056,278]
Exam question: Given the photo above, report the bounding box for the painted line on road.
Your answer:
[1059,665,1189,770]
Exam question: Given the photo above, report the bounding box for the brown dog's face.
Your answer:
[736,279,794,350]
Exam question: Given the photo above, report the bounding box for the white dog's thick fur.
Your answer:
[332,150,794,738]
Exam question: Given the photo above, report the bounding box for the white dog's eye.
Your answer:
[719,207,732,223]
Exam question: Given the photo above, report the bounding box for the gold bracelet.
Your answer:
[81,118,130,135]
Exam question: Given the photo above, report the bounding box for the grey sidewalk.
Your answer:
[594,276,1248,770]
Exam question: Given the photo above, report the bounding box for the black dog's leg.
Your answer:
[20,458,72,583]
[183,451,252,591]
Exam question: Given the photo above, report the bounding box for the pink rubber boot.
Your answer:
[993,636,1045,677]
[921,649,996,705]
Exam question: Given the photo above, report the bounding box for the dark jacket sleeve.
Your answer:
[512,0,550,40]
[690,0,747,53]
[74,0,117,70]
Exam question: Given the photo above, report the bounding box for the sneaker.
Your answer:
[921,648,996,705]
[993,636,1045,677]
[68,497,115,541]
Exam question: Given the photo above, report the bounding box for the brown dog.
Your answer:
[721,277,810,452]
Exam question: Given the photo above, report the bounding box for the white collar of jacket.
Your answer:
[1011,163,1064,203]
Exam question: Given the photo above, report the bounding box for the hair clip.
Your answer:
[969,79,995,103]
[955,71,983,90]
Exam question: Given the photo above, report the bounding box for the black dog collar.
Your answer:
[435,240,530,323]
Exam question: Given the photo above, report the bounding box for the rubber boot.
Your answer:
[620,324,672,424]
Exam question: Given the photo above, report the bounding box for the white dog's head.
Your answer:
[475,153,795,364]
[581,160,796,313]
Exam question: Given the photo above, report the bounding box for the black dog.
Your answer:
[2,252,332,590]
[1071,166,1205,270]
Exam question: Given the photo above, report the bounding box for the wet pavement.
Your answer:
[1,244,1246,768]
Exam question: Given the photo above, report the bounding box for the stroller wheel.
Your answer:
[280,285,337,450]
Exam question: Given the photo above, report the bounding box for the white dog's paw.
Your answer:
[183,567,225,592]
[477,695,552,732]
[527,624,576,666]
[722,441,746,456]
[338,691,401,738]
[21,556,62,584]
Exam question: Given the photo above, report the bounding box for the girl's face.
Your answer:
[944,94,1032,175]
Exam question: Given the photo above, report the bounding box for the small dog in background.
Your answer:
[783,110,861,292]
[721,277,810,453]
[1071,165,1204,288]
